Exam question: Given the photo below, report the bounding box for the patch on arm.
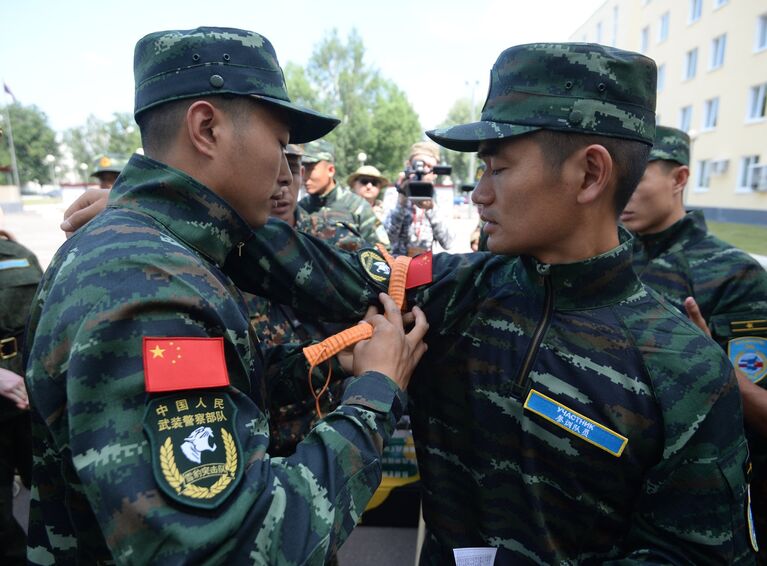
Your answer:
[728,337,767,384]
[144,393,243,509]
[358,248,391,286]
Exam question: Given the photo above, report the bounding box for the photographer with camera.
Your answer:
[385,141,454,256]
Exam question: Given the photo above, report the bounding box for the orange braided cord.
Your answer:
[303,322,374,367]
[374,243,411,311]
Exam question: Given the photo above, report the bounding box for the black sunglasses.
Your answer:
[357,177,381,187]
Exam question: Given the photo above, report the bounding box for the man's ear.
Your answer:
[575,144,613,205]
[185,101,223,159]
[671,165,690,198]
[327,163,336,178]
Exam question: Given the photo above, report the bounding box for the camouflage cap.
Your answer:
[649,125,689,166]
[133,27,339,144]
[285,144,303,157]
[91,154,129,177]
[302,139,334,164]
[427,43,657,152]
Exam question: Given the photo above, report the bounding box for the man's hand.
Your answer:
[415,199,433,210]
[684,296,711,337]
[0,368,29,410]
[353,293,428,391]
[60,189,110,237]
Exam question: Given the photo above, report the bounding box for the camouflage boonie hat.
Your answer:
[427,43,657,152]
[91,154,128,177]
[302,139,334,164]
[133,27,339,144]
[285,144,303,157]
[649,125,689,166]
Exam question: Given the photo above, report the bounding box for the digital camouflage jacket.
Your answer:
[245,205,367,456]
[24,154,405,565]
[299,184,385,246]
[226,221,756,565]
[632,209,767,560]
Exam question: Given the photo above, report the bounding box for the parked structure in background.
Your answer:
[571,0,767,224]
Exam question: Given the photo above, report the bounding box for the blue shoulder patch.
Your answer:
[728,337,767,384]
[0,258,31,270]
[524,389,628,457]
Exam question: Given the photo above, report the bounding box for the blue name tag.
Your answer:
[0,258,30,270]
[524,389,628,457]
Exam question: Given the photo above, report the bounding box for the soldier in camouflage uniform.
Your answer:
[622,124,767,562]
[0,235,42,565]
[245,143,366,456]
[24,27,428,565]
[91,154,128,189]
[299,139,388,246]
[221,43,756,564]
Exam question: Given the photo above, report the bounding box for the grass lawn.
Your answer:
[707,221,767,256]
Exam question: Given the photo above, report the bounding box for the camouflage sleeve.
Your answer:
[228,219,496,328]
[608,309,755,564]
[26,248,405,565]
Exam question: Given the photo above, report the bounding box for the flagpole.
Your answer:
[2,104,21,190]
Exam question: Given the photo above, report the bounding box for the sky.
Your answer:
[0,0,605,133]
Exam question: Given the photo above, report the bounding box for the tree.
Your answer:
[368,83,421,180]
[438,97,482,186]
[0,103,58,184]
[62,112,141,178]
[285,29,421,182]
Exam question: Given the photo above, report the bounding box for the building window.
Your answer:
[684,48,698,80]
[739,155,760,190]
[658,12,670,43]
[640,26,649,53]
[695,159,711,190]
[679,105,693,132]
[757,14,767,52]
[710,34,727,70]
[596,21,603,44]
[689,0,702,23]
[612,6,619,46]
[657,64,666,92]
[702,97,719,130]
[747,83,767,121]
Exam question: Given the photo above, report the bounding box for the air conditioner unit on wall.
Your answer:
[750,164,767,192]
[710,159,729,175]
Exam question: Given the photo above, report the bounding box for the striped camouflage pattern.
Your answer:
[649,125,690,165]
[245,205,366,455]
[24,154,406,564]
[427,42,656,152]
[299,185,386,246]
[226,221,754,564]
[632,209,767,556]
[133,27,338,144]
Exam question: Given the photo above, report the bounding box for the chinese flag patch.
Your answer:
[406,251,433,289]
[143,337,230,393]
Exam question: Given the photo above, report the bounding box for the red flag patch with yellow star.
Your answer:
[143,337,230,393]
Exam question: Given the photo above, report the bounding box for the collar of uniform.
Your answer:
[108,154,253,267]
[520,227,642,311]
[635,209,708,260]
[308,183,339,208]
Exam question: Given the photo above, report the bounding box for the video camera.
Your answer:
[400,159,452,200]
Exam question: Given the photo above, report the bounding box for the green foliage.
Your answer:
[439,97,482,187]
[285,29,422,182]
[63,112,141,180]
[708,221,767,256]
[0,103,58,184]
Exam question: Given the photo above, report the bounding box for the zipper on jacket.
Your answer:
[512,263,554,398]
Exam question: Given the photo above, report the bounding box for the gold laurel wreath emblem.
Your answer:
[159,429,238,499]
